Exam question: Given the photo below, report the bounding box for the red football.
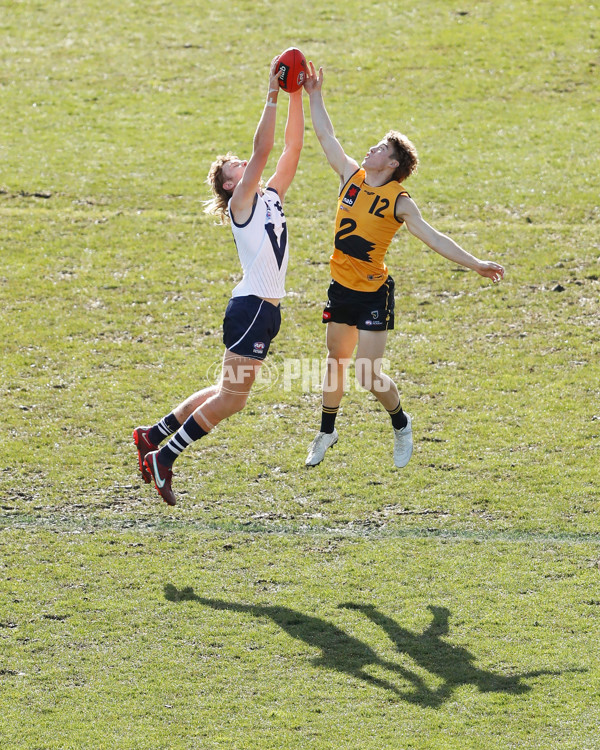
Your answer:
[276,47,308,93]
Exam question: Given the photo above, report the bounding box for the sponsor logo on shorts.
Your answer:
[253,341,266,355]
[371,310,379,320]
[322,310,332,322]
[342,183,361,207]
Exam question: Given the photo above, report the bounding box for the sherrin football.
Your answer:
[276,47,308,93]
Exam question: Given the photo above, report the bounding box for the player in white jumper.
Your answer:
[134,57,304,505]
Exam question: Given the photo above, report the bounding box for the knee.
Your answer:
[220,391,249,418]
[355,363,381,392]
[203,391,249,424]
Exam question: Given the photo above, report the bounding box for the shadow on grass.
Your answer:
[164,585,577,707]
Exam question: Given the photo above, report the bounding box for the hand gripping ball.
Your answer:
[276,47,308,93]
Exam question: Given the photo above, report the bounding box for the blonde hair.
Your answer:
[204,152,236,224]
[385,131,419,183]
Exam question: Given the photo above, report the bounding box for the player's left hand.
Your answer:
[269,55,282,91]
[304,61,323,95]
[477,261,505,284]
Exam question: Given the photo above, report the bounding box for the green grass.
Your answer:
[2,528,600,749]
[1,0,599,747]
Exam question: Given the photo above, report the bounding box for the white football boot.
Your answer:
[393,413,413,468]
[305,429,339,467]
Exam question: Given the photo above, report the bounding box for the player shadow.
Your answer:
[337,603,573,707]
[164,584,414,696]
[164,585,574,707]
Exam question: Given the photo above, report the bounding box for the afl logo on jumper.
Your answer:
[342,184,361,207]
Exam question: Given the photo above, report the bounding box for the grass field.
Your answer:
[1,0,599,748]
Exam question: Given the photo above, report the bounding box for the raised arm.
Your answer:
[304,61,359,186]
[229,57,282,220]
[266,88,304,202]
[396,195,505,283]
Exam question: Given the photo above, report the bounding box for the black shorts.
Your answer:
[223,295,281,360]
[322,277,395,330]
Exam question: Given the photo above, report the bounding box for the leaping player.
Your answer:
[303,61,505,468]
[134,57,304,505]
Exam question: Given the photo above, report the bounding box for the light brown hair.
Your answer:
[385,131,419,183]
[204,152,236,223]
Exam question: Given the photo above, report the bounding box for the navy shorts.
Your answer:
[322,277,395,330]
[222,295,281,360]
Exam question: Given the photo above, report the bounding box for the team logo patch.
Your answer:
[371,310,379,320]
[342,183,361,207]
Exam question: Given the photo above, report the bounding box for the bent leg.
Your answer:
[150,350,260,477]
[193,349,262,430]
[173,385,219,425]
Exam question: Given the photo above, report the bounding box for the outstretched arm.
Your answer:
[305,61,359,186]
[396,195,505,283]
[266,88,304,201]
[229,57,282,219]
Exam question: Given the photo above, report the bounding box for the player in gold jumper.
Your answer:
[304,61,505,468]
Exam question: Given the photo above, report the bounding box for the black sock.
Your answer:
[157,415,208,468]
[387,402,407,430]
[320,406,339,434]
[147,412,180,446]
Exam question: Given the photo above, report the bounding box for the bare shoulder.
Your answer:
[229,187,256,225]
[394,192,420,221]
[341,158,360,184]
[337,160,361,193]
